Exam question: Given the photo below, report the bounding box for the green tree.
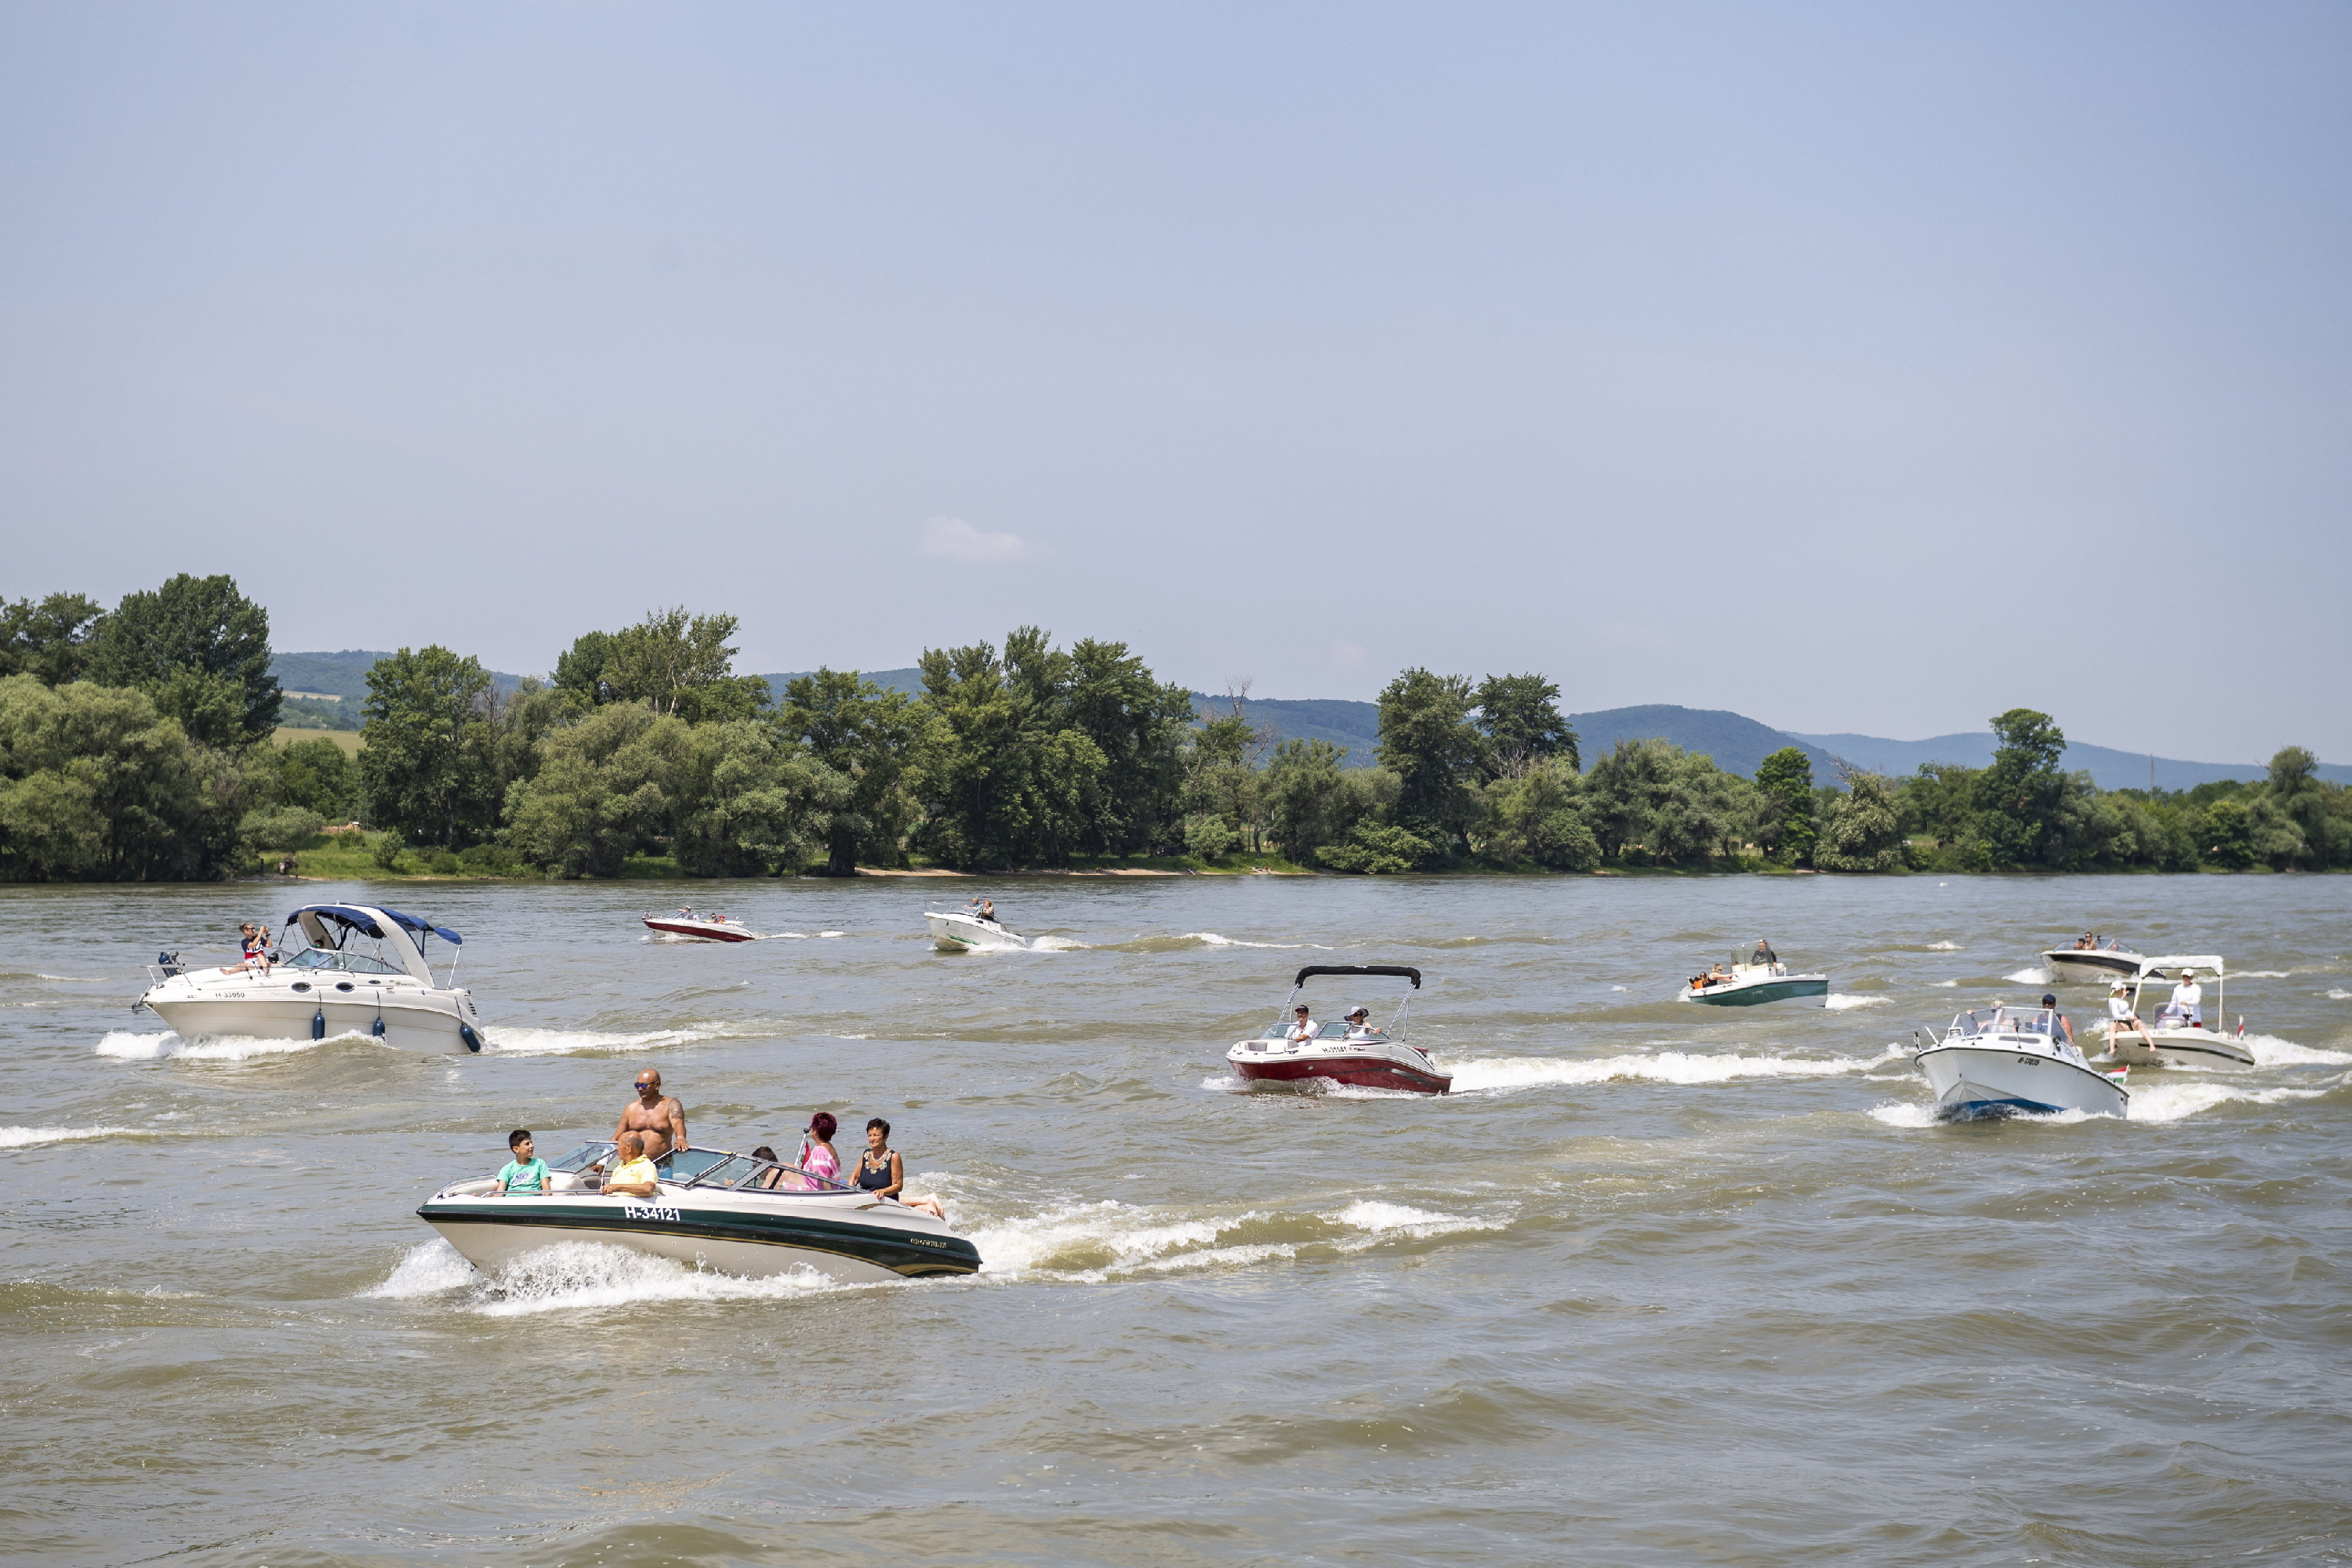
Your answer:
[274,737,360,822]
[1376,668,1484,855]
[0,593,105,685]
[0,675,245,880]
[2263,746,2343,867]
[1753,746,1817,865]
[1473,673,1578,778]
[2201,797,2255,869]
[606,608,770,721]
[1815,771,1907,871]
[1972,709,2067,866]
[1582,739,1748,865]
[1182,688,1268,859]
[666,719,848,877]
[1060,637,1195,857]
[777,669,936,874]
[503,703,677,877]
[553,630,621,705]
[1477,757,1599,869]
[84,574,281,748]
[359,647,496,848]
[912,630,1109,869]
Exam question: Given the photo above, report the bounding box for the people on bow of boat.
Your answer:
[854,1117,948,1218]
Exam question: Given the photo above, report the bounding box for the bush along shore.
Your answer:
[5,579,2348,881]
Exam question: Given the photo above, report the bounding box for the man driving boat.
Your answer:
[617,1069,689,1158]
[1289,1004,1316,1044]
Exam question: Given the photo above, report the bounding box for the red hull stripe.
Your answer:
[642,922,759,942]
[1232,1058,1451,1094]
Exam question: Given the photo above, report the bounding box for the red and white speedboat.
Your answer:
[1226,964,1450,1095]
[641,909,768,943]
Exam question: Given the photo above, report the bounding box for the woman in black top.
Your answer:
[855,1118,946,1218]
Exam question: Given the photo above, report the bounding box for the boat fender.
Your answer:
[459,1022,483,1054]
[371,1014,386,1039]
[310,1008,326,1040]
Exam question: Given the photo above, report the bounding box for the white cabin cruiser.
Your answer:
[642,909,768,942]
[2098,958,2255,1069]
[136,903,485,1054]
[926,907,1030,952]
[1909,1005,2129,1120]
[1227,965,1451,1094]
[417,1142,982,1284]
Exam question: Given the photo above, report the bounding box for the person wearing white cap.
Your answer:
[2162,969,2205,1029]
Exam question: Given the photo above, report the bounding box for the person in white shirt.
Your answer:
[2169,972,2205,1028]
[1288,1004,1316,1044]
[2107,982,2154,1051]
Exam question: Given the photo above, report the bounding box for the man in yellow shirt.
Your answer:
[605,1132,660,1198]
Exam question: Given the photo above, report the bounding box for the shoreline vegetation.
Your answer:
[5,579,2349,884]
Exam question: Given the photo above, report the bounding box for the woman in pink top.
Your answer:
[799,1111,843,1186]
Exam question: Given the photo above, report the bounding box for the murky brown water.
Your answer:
[5,873,2350,1565]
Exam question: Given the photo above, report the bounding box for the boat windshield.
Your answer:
[536,1140,857,1192]
[1952,1007,2059,1037]
[547,1141,616,1174]
[284,948,405,976]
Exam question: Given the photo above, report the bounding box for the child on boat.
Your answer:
[493,1129,550,1195]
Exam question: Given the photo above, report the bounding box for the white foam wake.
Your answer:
[1446,1047,1904,1093]
[481,1022,731,1057]
[1823,994,1888,1011]
[2243,1033,2352,1067]
[966,1195,1502,1282]
[1181,931,1323,950]
[2326,989,2351,1001]
[2230,970,2290,978]
[2005,967,2053,985]
[361,1238,840,1315]
[1333,1200,1505,1239]
[1931,979,1959,988]
[2125,1081,2337,1123]
[1926,941,1962,951]
[1867,1102,2095,1128]
[95,1029,347,1062]
[0,1124,143,1149]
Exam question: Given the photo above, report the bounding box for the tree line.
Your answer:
[5,580,2348,879]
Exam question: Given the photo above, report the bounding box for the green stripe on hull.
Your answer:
[419,1203,982,1277]
[1686,979,1831,1007]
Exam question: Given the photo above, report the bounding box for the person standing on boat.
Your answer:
[1753,938,1779,972]
[617,1069,689,1158]
[2037,993,2078,1053]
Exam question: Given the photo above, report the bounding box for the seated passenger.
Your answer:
[604,1133,659,1198]
[854,1118,948,1219]
[2107,983,2154,1051]
[1289,1004,1316,1044]
[746,1145,790,1190]
[800,1112,844,1185]
[2164,972,2204,1028]
[1343,1006,1375,1036]
[494,1129,550,1195]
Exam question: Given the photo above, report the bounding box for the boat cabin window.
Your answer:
[285,948,404,977]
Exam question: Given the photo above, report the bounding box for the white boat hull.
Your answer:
[2042,949,2150,984]
[926,912,1029,951]
[1913,1043,2129,1120]
[2100,1024,2256,1069]
[141,973,481,1054]
[643,917,764,942]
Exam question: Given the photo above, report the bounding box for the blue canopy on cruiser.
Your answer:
[282,904,461,983]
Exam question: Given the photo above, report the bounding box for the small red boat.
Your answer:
[641,909,767,943]
[1226,964,1450,1094]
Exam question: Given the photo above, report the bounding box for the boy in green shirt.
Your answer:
[494,1129,550,1195]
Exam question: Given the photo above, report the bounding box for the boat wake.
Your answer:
[2005,967,2053,985]
[361,1237,841,1315]
[1867,1075,2343,1127]
[1823,994,1889,1011]
[2328,989,2352,1001]
[0,1123,147,1149]
[481,1022,745,1057]
[2242,1033,2352,1067]
[1443,1047,1904,1094]
[965,1194,1508,1283]
[1926,941,1963,951]
[95,1029,355,1062]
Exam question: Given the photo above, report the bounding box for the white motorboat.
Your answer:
[2042,935,2154,985]
[1227,965,1451,1094]
[926,908,1031,952]
[642,909,768,942]
[2097,957,2256,1069]
[417,1141,981,1284]
[1908,1005,2129,1120]
[1680,953,1830,1007]
[137,903,485,1054]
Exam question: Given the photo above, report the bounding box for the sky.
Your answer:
[2,2,2347,762]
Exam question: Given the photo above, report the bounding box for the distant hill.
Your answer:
[1570,705,1843,780]
[760,667,927,698]
[270,651,526,707]
[1787,731,2352,790]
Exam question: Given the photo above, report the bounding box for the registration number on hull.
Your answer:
[622,1204,681,1222]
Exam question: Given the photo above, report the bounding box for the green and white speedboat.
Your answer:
[1679,956,1830,1007]
[418,1142,982,1286]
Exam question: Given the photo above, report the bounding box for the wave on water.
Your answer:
[1444,1046,1904,1094]
[817,931,846,938]
[1823,994,1889,1011]
[1333,1200,1507,1239]
[94,1029,347,1062]
[2242,1033,2352,1067]
[0,1124,145,1149]
[361,1238,840,1315]
[2328,989,2352,1001]
[966,1193,1506,1283]
[2005,967,2053,985]
[1931,979,1959,988]
[2126,1080,2337,1123]
[1926,942,1962,951]
[481,1022,738,1058]
[2230,971,2290,979]
[1182,931,1324,949]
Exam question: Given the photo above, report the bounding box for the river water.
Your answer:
[5,873,2350,1566]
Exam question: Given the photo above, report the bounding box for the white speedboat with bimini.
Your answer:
[1909,1005,2129,1120]
[417,1142,982,1284]
[137,903,485,1054]
[2098,958,2255,1069]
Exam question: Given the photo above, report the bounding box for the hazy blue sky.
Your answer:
[3,3,2347,760]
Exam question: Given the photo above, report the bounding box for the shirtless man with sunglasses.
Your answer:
[615,1069,689,1160]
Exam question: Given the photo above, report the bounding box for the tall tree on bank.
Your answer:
[84,575,281,749]
[1973,708,2067,866]
[1754,746,1817,866]
[1060,638,1196,858]
[554,608,769,723]
[1473,673,1578,778]
[1376,669,1485,857]
[360,647,495,848]
[0,593,105,686]
[777,670,935,875]
[912,629,1109,869]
